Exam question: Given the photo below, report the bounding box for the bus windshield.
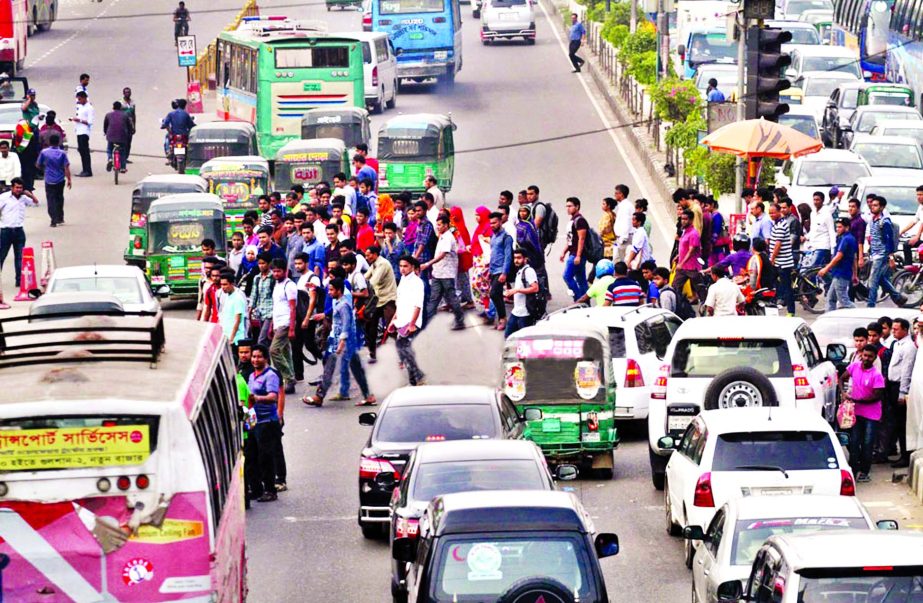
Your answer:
[274,46,350,69]
[687,34,736,65]
[380,0,445,14]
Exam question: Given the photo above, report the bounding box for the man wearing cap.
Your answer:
[21,89,39,124]
[70,91,94,177]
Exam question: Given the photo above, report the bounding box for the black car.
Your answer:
[357,385,526,539]
[389,440,577,601]
[392,490,620,603]
[821,81,870,148]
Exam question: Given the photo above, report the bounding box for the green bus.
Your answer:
[216,18,365,162]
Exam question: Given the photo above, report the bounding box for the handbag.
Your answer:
[837,399,856,430]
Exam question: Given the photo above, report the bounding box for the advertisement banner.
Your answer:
[0,425,151,471]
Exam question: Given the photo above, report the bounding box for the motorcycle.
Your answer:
[170,134,188,174]
[741,286,778,316]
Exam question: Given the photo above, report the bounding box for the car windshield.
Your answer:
[411,460,545,501]
[696,71,737,92]
[671,339,793,377]
[852,143,923,169]
[374,405,497,443]
[801,56,860,78]
[879,127,923,146]
[711,431,839,471]
[857,111,921,133]
[687,34,736,64]
[803,78,847,98]
[797,567,923,602]
[492,0,528,6]
[434,536,595,600]
[379,0,444,14]
[49,277,144,305]
[861,185,919,214]
[779,114,819,139]
[731,517,869,566]
[788,27,820,44]
[796,160,870,186]
[786,0,833,15]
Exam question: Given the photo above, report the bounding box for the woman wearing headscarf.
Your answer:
[450,206,475,308]
[236,244,260,297]
[375,193,395,234]
[517,205,549,295]
[470,205,493,315]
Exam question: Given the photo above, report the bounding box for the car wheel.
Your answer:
[361,523,383,539]
[526,37,535,45]
[372,89,384,114]
[649,446,666,491]
[665,479,681,536]
[386,82,397,109]
[684,521,695,569]
[702,366,778,411]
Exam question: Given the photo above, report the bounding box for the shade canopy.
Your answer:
[701,118,823,160]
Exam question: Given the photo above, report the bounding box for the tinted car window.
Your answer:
[797,568,923,601]
[411,460,546,501]
[671,339,793,377]
[712,431,838,471]
[375,405,498,443]
[608,327,627,358]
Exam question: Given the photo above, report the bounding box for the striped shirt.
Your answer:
[605,277,644,306]
[769,218,794,269]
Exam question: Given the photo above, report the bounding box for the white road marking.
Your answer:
[537,0,674,248]
[282,515,355,523]
[27,0,124,69]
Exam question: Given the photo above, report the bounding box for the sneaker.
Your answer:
[274,482,288,492]
[451,323,466,331]
[256,492,278,502]
[856,472,871,483]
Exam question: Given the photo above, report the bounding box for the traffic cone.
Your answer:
[14,247,37,301]
[39,240,56,287]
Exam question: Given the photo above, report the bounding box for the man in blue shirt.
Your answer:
[161,99,195,137]
[36,132,70,227]
[301,223,326,277]
[353,154,377,187]
[247,344,282,503]
[706,78,726,102]
[568,13,586,73]
[489,211,513,330]
[819,218,857,311]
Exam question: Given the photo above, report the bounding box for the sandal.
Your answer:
[355,396,377,406]
[302,395,323,407]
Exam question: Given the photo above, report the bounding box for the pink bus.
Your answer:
[0,304,246,602]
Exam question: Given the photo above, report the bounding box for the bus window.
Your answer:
[380,0,445,14]
[275,46,350,68]
[911,0,923,37]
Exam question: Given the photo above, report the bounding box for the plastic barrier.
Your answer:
[187,80,204,114]
[39,240,56,288]
[14,247,37,301]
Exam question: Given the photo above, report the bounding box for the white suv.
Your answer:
[648,316,843,490]
[544,305,683,421]
[479,0,535,45]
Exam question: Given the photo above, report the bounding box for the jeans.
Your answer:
[337,345,371,398]
[106,141,126,165]
[420,269,431,329]
[45,181,65,225]
[672,269,700,302]
[426,276,465,328]
[504,313,533,338]
[775,266,795,315]
[849,414,878,475]
[0,226,26,287]
[364,301,395,360]
[489,273,507,320]
[269,327,294,384]
[879,381,908,458]
[253,420,282,495]
[77,133,91,175]
[867,255,899,307]
[563,254,588,300]
[826,275,856,312]
[396,332,425,385]
[568,40,584,70]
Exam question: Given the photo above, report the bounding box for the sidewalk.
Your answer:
[859,462,923,531]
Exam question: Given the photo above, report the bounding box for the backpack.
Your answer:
[296,275,325,322]
[519,266,547,318]
[583,227,604,264]
[663,285,696,320]
[535,201,559,250]
[758,252,778,289]
[888,218,900,255]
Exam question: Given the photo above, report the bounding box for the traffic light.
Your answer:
[745,26,792,121]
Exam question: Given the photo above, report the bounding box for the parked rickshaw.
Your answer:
[145,194,226,299]
[186,122,258,175]
[273,138,350,191]
[301,107,371,151]
[378,113,455,194]
[200,156,270,238]
[124,175,208,268]
[501,321,618,477]
[857,84,915,108]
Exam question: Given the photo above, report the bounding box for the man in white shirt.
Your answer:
[70,91,94,177]
[503,248,539,337]
[885,318,916,468]
[0,140,20,187]
[703,265,744,316]
[625,211,652,269]
[804,191,837,270]
[424,175,445,209]
[390,255,426,385]
[332,172,356,216]
[421,214,465,330]
[612,183,633,262]
[0,178,38,300]
[902,185,923,243]
[269,258,298,395]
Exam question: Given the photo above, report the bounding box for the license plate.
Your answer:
[174,147,186,156]
[433,50,448,59]
[668,415,694,432]
[582,432,600,442]
[756,488,792,496]
[541,418,561,433]
[763,305,780,316]
[498,12,517,19]
[151,276,166,285]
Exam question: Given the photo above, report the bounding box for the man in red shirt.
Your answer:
[673,209,702,303]
[354,207,375,251]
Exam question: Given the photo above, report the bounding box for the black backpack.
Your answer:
[584,227,604,264]
[296,275,325,322]
[520,267,547,318]
[663,285,696,320]
[535,202,559,250]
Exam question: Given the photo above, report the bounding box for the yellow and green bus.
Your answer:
[216,18,365,162]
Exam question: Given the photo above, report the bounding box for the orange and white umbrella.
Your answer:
[701,117,823,160]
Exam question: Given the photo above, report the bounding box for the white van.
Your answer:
[479,0,535,45]
[339,31,398,113]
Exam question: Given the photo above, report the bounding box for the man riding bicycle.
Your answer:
[174,2,191,43]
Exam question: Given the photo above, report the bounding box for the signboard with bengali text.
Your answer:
[0,425,151,471]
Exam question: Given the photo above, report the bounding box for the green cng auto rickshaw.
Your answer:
[857,84,915,108]
[301,107,371,152]
[273,139,350,191]
[377,113,455,195]
[145,194,227,299]
[124,175,208,269]
[200,156,270,239]
[502,322,618,477]
[186,122,258,175]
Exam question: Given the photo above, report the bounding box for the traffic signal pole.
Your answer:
[735,11,746,211]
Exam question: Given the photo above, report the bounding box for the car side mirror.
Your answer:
[658,435,678,450]
[374,471,397,490]
[717,580,744,602]
[358,412,377,426]
[785,68,795,78]
[594,533,619,558]
[392,537,416,562]
[155,285,170,298]
[555,464,578,481]
[523,408,543,421]
[841,124,853,132]
[836,431,850,447]
[876,519,899,530]
[683,525,706,540]
[826,343,847,362]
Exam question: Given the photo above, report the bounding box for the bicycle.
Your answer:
[792,266,826,314]
[110,143,123,185]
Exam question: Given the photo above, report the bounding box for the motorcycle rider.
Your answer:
[161,99,195,165]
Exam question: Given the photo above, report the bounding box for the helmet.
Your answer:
[732,233,750,251]
[595,259,614,278]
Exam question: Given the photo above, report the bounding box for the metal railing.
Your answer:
[188,0,260,89]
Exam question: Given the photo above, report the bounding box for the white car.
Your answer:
[786,45,862,82]
[693,64,738,100]
[661,407,855,568]
[731,531,923,602]
[765,20,820,51]
[44,265,160,313]
[812,307,922,357]
[648,316,843,490]
[792,71,859,122]
[687,495,892,603]
[848,134,923,177]
[779,0,833,21]
[480,0,535,45]
[778,107,821,141]
[777,148,872,207]
[841,104,923,148]
[545,305,683,420]
[869,119,923,148]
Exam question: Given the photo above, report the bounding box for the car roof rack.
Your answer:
[619,303,659,321]
[0,309,165,370]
